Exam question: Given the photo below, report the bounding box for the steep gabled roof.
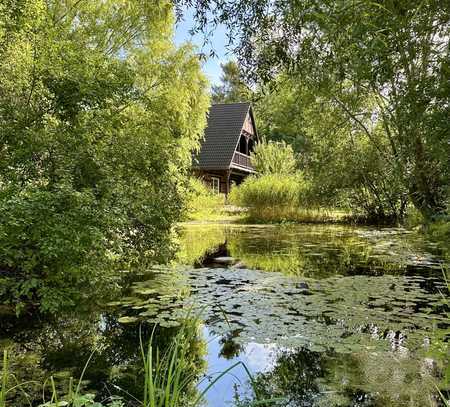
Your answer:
[193,102,255,170]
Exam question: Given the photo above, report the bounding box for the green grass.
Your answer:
[243,207,348,224]
[228,174,349,224]
[185,178,226,221]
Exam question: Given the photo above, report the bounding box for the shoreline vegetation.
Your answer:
[185,179,449,233]
[186,140,448,232]
[0,316,282,407]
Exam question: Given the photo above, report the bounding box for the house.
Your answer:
[192,102,258,194]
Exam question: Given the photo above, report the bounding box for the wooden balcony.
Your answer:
[231,151,255,171]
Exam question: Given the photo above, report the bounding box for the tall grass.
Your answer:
[141,317,196,407]
[141,314,281,407]
[229,174,346,223]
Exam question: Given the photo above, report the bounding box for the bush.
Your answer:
[185,178,225,221]
[0,186,113,315]
[229,174,300,208]
[0,2,209,314]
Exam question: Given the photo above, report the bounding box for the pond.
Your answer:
[1,223,449,406]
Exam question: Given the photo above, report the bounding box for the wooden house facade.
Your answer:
[192,102,258,194]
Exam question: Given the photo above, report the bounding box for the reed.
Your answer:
[229,174,346,224]
[0,316,282,407]
[141,314,280,407]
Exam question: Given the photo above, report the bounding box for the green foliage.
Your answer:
[254,81,308,154]
[211,61,251,104]
[229,175,300,209]
[1,317,279,407]
[428,220,450,242]
[0,186,112,314]
[0,0,209,314]
[255,78,409,222]
[142,317,200,407]
[251,141,297,176]
[1,350,125,407]
[180,0,450,220]
[184,178,225,221]
[228,174,330,223]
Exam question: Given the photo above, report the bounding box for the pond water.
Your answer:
[1,223,449,406]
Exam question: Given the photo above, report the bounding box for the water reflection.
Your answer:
[236,346,443,407]
[176,224,448,406]
[0,309,206,406]
[177,224,445,277]
[1,223,448,406]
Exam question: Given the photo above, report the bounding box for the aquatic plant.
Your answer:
[1,319,281,407]
[141,316,199,407]
[141,314,278,407]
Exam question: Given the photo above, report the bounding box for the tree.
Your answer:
[256,77,410,221]
[0,0,209,314]
[211,61,251,103]
[251,140,297,175]
[177,0,450,220]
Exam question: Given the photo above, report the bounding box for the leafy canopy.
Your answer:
[177,0,450,219]
[251,140,297,176]
[211,61,251,104]
[0,0,209,313]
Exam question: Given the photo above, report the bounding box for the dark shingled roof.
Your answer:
[193,102,253,170]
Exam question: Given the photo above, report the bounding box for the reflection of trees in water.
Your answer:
[1,310,207,406]
[178,224,445,277]
[229,229,420,277]
[237,347,442,407]
[219,329,243,360]
[176,225,228,265]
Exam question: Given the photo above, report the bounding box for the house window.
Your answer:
[211,177,220,194]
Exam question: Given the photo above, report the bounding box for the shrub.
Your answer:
[229,174,299,208]
[0,2,209,314]
[185,178,225,221]
[0,186,113,315]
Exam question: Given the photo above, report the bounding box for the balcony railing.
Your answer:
[232,151,254,170]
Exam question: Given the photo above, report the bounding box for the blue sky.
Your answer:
[174,8,232,86]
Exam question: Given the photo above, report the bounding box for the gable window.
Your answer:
[239,135,248,154]
[211,177,220,194]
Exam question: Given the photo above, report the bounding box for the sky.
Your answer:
[174,8,232,86]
